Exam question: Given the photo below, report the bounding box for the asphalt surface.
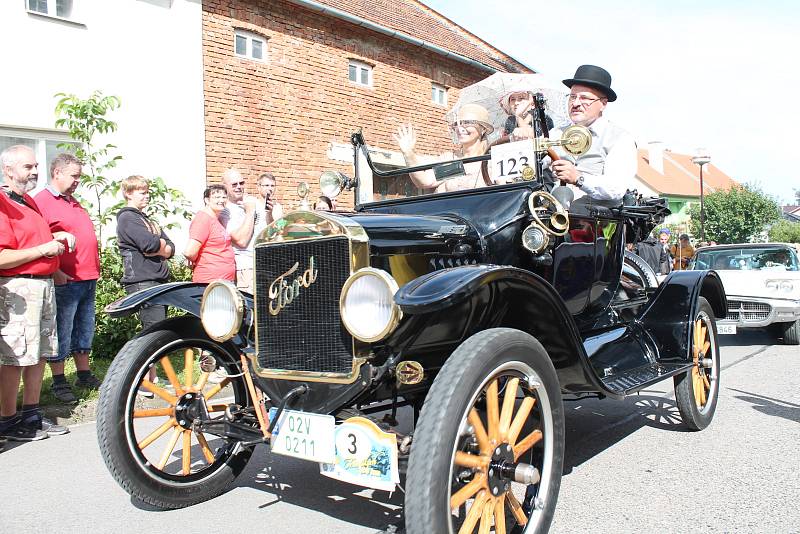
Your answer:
[0,330,797,533]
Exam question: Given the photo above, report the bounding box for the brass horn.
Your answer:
[528,125,592,157]
[558,125,592,156]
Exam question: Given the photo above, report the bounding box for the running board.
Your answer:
[601,362,692,396]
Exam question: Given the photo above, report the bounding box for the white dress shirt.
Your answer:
[551,116,637,202]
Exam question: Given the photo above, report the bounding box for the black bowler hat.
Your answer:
[563,65,617,102]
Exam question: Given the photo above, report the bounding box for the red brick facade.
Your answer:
[202,0,524,207]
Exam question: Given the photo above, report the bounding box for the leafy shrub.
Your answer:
[768,220,800,243]
[92,247,192,358]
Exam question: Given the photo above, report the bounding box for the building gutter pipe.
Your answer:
[284,0,499,73]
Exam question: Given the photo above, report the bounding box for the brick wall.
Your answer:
[202,0,492,208]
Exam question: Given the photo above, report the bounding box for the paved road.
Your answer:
[1,331,797,533]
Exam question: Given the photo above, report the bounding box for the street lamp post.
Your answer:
[692,151,711,242]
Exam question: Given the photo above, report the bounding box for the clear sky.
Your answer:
[423,0,799,204]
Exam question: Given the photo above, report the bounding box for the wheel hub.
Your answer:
[174,392,204,429]
[487,443,514,496]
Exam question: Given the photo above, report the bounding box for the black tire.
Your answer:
[780,320,799,345]
[624,250,659,289]
[406,328,565,534]
[674,297,720,431]
[96,316,255,509]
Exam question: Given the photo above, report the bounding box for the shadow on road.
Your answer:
[718,330,775,347]
[563,392,685,474]
[728,387,800,424]
[239,450,403,531]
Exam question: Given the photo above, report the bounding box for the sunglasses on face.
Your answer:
[449,120,482,131]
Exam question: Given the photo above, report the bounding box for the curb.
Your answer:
[43,399,99,427]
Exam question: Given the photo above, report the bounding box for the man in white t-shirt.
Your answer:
[219,168,258,293]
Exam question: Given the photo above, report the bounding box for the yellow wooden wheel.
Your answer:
[674,298,719,430]
[450,377,543,533]
[405,329,564,534]
[96,318,257,509]
[131,348,232,475]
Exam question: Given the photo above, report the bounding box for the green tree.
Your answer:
[768,220,800,243]
[688,185,781,244]
[55,91,122,243]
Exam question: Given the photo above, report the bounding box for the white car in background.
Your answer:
[690,243,800,344]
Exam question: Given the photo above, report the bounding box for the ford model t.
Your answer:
[97,93,725,533]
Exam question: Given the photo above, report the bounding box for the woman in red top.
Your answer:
[184,185,235,283]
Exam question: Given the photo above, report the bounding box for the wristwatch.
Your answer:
[575,175,585,188]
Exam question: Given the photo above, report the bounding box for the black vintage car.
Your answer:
[97,115,725,533]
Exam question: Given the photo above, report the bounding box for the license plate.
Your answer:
[269,408,335,463]
[717,324,737,335]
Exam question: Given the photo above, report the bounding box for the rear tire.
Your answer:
[96,316,255,509]
[406,328,565,534]
[674,298,720,431]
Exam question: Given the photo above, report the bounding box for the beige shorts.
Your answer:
[236,268,254,294]
[0,277,58,366]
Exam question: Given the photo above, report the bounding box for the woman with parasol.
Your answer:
[393,103,507,193]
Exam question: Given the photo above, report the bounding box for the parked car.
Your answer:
[689,243,799,344]
[96,115,725,533]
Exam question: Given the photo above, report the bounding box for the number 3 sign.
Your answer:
[490,139,537,181]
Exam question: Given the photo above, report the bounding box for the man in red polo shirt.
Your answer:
[34,153,102,403]
[0,145,72,441]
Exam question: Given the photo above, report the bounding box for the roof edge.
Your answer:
[409,0,533,73]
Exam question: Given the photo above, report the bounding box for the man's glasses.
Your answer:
[568,94,604,106]
[231,181,245,187]
[258,183,273,188]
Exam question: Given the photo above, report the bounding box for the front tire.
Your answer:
[96,316,255,509]
[780,320,799,345]
[674,297,720,431]
[406,328,565,534]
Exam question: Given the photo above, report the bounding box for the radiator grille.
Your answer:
[254,237,353,374]
[726,300,771,322]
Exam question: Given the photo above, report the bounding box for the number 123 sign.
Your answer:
[490,139,537,181]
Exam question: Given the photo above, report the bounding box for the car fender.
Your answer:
[393,264,613,397]
[637,269,726,364]
[105,281,255,319]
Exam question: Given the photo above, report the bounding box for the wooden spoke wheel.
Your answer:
[97,317,255,509]
[406,329,564,534]
[674,297,720,431]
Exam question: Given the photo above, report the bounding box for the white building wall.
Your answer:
[0,0,205,250]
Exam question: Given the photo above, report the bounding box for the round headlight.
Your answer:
[340,268,402,342]
[200,281,244,342]
[320,170,344,199]
[522,224,548,253]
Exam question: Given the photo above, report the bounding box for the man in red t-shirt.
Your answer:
[34,153,102,403]
[0,145,72,441]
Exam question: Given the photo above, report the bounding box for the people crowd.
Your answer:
[0,144,297,446]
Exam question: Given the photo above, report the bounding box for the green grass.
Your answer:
[19,356,113,408]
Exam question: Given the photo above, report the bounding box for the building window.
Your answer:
[348,60,372,87]
[0,128,79,185]
[431,83,447,106]
[26,0,76,20]
[233,30,266,61]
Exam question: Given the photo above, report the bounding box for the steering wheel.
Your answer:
[527,191,569,236]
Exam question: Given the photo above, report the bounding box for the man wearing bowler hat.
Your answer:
[550,65,637,202]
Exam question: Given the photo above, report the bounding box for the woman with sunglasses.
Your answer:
[393,103,502,193]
